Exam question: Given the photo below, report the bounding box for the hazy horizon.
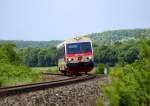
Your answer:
[0,28,150,41]
[0,0,150,41]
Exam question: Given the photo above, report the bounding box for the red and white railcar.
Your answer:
[57,37,94,75]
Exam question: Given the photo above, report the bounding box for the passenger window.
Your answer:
[57,46,65,58]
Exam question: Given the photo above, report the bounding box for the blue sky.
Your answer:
[0,0,150,41]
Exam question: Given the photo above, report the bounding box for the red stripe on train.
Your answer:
[66,52,92,57]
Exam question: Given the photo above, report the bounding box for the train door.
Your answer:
[57,45,66,73]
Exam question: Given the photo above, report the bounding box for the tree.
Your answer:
[0,43,40,87]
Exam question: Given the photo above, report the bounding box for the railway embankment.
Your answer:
[0,75,107,106]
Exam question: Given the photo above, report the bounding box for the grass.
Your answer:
[32,66,99,75]
[0,66,59,87]
[32,66,59,74]
[90,67,96,74]
[0,63,41,87]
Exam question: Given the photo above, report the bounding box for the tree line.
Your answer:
[88,28,150,45]
[18,47,57,67]
[94,40,139,66]
[1,28,150,67]
[17,40,139,67]
[0,40,61,48]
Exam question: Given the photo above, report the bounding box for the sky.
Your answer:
[0,0,150,41]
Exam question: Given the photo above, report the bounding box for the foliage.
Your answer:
[17,40,140,67]
[88,28,150,45]
[18,47,57,67]
[32,66,58,74]
[100,39,150,106]
[0,43,41,87]
[0,40,61,48]
[0,43,20,64]
[94,41,139,66]
[1,28,150,67]
[95,64,105,74]
[1,29,150,49]
[0,63,40,87]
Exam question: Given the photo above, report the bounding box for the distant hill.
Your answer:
[1,28,150,48]
[87,28,150,45]
[0,40,62,48]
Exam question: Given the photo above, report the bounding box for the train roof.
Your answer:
[57,36,92,49]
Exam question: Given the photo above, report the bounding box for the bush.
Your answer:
[0,63,41,87]
[100,39,150,106]
[95,64,105,74]
[0,43,41,87]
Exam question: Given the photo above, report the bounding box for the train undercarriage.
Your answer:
[60,62,94,75]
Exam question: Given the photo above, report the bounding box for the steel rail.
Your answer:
[42,72,72,77]
[0,75,96,97]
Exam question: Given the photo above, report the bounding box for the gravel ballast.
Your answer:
[0,76,106,106]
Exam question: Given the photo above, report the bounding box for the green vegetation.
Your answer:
[0,40,61,48]
[0,28,149,67]
[18,47,57,67]
[0,43,41,87]
[1,29,149,49]
[17,35,140,67]
[98,39,150,106]
[0,28,150,106]
[94,40,139,66]
[94,64,106,74]
[88,28,150,45]
[32,66,58,74]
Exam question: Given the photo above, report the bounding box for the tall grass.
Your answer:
[0,63,41,87]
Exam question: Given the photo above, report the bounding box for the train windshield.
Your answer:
[80,42,92,53]
[67,42,92,54]
[67,44,79,54]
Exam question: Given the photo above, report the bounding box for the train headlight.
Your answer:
[87,56,92,60]
[88,56,92,59]
[68,58,72,62]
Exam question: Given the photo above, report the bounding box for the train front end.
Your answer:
[65,37,94,74]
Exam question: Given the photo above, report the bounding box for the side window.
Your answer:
[57,46,65,58]
[61,46,65,58]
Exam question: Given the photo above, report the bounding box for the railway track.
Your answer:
[0,74,96,97]
[42,72,72,77]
